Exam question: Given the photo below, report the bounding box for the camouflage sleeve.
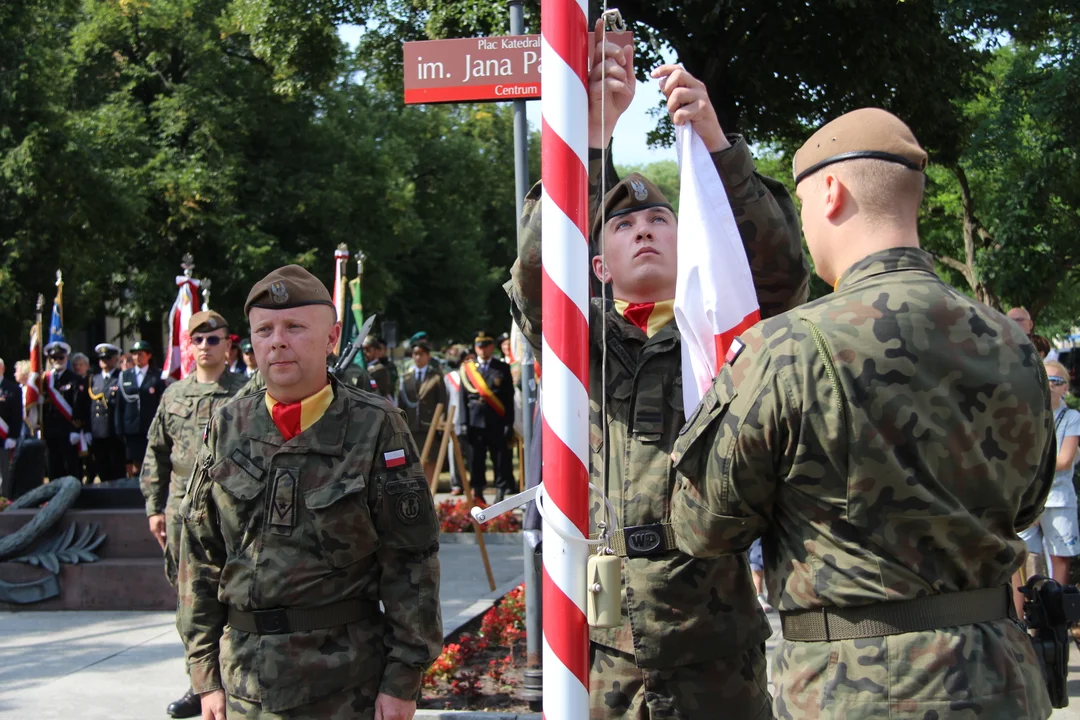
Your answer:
[670,320,803,556]
[370,408,441,700]
[235,370,264,399]
[711,136,810,318]
[140,399,172,516]
[1016,363,1057,531]
[176,424,228,695]
[505,144,618,355]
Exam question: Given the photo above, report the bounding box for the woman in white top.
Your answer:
[1020,359,1080,585]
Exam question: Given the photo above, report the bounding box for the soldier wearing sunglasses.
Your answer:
[140,310,248,719]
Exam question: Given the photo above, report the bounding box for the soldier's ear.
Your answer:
[591,255,610,284]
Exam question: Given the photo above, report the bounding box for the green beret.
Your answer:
[244,265,334,317]
[793,108,927,185]
[240,339,253,353]
[130,340,152,353]
[590,173,674,252]
[188,310,228,335]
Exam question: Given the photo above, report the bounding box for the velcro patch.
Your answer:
[268,468,297,534]
[396,491,423,524]
[384,449,406,468]
[725,338,745,365]
[386,478,427,495]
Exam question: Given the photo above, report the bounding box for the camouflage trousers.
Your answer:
[224,682,379,719]
[590,642,772,720]
[165,499,182,587]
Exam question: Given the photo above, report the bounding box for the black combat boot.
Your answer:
[167,688,202,718]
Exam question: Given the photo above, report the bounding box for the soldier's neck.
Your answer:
[195,364,227,385]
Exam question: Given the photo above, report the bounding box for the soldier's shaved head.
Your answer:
[249,304,340,404]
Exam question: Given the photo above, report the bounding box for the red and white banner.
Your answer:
[0,415,9,441]
[162,276,202,382]
[332,247,350,354]
[674,124,761,413]
[24,324,42,427]
[45,370,74,423]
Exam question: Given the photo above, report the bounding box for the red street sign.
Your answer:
[403,32,632,104]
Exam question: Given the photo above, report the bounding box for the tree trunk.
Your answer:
[939,163,1001,310]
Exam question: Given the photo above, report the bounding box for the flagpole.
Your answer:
[34,294,44,439]
[540,0,591,714]
[333,244,350,355]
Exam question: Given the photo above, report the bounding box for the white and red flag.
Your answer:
[162,275,202,382]
[674,124,761,413]
[24,322,42,433]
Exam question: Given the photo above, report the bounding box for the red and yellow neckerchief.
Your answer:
[614,299,675,338]
[264,383,334,441]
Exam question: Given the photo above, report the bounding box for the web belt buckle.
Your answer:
[252,608,291,634]
[623,524,665,558]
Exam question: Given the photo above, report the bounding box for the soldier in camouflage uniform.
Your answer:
[178,265,441,720]
[670,109,1056,719]
[505,33,809,719]
[141,310,247,718]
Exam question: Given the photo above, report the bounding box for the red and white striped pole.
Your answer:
[540,0,590,715]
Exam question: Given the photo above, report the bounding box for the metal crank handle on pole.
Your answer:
[472,486,538,523]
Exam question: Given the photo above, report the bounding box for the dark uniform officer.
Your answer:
[398,340,449,483]
[178,265,441,719]
[671,109,1055,719]
[115,339,166,476]
[41,340,91,481]
[89,343,126,482]
[460,332,515,503]
[362,336,393,400]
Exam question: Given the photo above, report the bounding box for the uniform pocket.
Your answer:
[303,474,379,568]
[209,453,266,554]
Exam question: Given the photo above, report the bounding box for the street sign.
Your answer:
[403,32,632,104]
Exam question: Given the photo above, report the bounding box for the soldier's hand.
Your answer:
[148,514,167,550]
[200,689,226,720]
[651,64,729,152]
[588,17,635,149]
[375,693,416,720]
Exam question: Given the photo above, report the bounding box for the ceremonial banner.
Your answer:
[24,323,42,431]
[674,124,761,413]
[162,276,202,381]
[49,279,64,345]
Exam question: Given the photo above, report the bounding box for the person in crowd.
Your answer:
[89,343,126,482]
[506,28,808,717]
[1008,306,1057,360]
[460,332,515,505]
[240,339,258,378]
[363,335,394,401]
[141,311,246,719]
[115,340,166,477]
[670,107,1054,718]
[1013,358,1080,606]
[70,352,91,379]
[177,265,440,720]
[41,341,91,480]
[226,334,245,374]
[398,340,448,483]
[0,357,23,484]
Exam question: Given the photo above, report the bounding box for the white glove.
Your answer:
[82,432,93,447]
[4,439,15,450]
[69,432,80,446]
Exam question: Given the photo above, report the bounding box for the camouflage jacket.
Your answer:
[672,247,1055,718]
[505,136,810,667]
[177,377,441,712]
[141,372,248,517]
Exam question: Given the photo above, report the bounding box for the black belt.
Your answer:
[228,599,379,635]
[591,523,678,558]
[780,586,1014,642]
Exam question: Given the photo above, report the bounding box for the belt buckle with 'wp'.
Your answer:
[624,525,663,558]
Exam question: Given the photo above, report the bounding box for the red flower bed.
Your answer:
[437,498,521,533]
[421,584,530,711]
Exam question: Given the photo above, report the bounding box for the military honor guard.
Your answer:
[505,34,809,717]
[362,335,394,400]
[115,340,166,477]
[671,110,1056,718]
[177,265,440,720]
[460,332,515,503]
[140,310,247,719]
[239,339,258,378]
[41,341,92,481]
[89,343,126,482]
[398,340,448,483]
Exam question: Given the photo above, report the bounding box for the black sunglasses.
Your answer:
[191,336,223,347]
[1048,376,1068,387]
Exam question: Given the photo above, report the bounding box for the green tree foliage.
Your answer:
[0,0,520,367]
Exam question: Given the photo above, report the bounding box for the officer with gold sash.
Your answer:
[460,332,515,503]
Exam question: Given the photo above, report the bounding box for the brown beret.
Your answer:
[244,265,334,317]
[590,173,674,252]
[793,108,927,185]
[188,310,228,335]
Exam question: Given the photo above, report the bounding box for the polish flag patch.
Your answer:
[384,449,406,468]
[725,338,746,365]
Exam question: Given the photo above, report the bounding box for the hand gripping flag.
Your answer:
[674,124,761,413]
[162,276,202,382]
